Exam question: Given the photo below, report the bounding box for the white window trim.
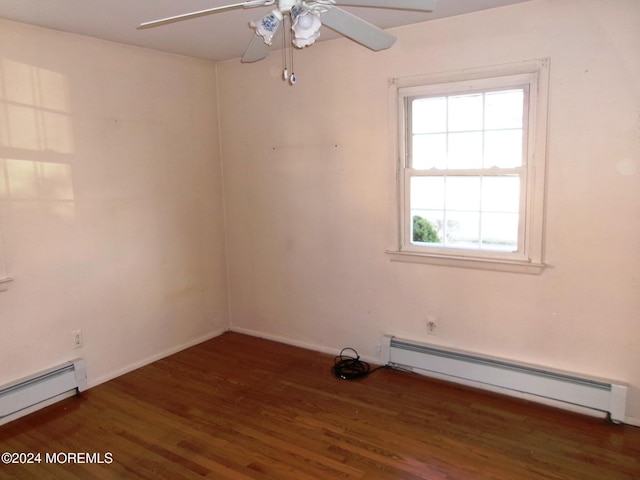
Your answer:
[386,59,550,274]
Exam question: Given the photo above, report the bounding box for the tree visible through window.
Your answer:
[412,215,440,243]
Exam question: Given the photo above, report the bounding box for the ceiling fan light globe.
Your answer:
[292,11,321,47]
[297,14,314,29]
[292,34,319,48]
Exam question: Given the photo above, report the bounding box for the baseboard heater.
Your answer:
[381,335,627,424]
[0,359,88,426]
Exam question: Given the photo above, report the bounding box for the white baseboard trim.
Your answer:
[229,326,344,359]
[87,327,228,389]
[624,416,640,428]
[227,327,382,364]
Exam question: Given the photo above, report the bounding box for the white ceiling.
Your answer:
[0,0,531,62]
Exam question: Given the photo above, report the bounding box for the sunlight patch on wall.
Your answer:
[0,59,74,153]
[1,159,73,200]
[0,159,75,220]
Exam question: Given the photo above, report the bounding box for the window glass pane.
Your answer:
[411,176,445,210]
[448,132,483,169]
[481,176,520,213]
[413,133,447,169]
[412,97,446,133]
[481,212,519,251]
[448,94,483,132]
[445,211,480,248]
[446,177,481,211]
[484,129,523,168]
[485,90,523,130]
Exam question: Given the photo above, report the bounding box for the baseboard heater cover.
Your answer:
[381,335,627,423]
[0,359,87,426]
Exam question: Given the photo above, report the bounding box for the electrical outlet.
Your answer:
[72,330,83,349]
[427,320,437,335]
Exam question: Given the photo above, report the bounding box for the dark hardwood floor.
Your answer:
[1,332,639,479]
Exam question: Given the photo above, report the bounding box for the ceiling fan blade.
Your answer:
[321,7,396,51]
[335,0,436,11]
[137,0,271,30]
[241,33,274,63]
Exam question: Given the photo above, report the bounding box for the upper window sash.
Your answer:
[404,84,530,172]
[400,77,533,169]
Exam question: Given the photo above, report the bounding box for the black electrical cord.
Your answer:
[331,347,387,380]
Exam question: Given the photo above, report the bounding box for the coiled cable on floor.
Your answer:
[331,347,386,380]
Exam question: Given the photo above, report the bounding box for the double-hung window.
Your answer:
[389,60,549,273]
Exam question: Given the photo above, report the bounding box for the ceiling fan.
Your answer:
[138,1,436,69]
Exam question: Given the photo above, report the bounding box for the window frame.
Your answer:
[387,59,550,274]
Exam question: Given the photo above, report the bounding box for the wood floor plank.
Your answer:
[1,332,639,479]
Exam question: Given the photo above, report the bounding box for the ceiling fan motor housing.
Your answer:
[277,0,299,14]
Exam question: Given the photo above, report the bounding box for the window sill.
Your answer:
[386,250,545,275]
[0,277,13,292]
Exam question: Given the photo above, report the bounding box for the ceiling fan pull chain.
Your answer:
[282,14,289,80]
[282,19,289,80]
[289,21,296,86]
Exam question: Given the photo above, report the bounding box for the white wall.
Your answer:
[218,0,640,423]
[0,20,228,387]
